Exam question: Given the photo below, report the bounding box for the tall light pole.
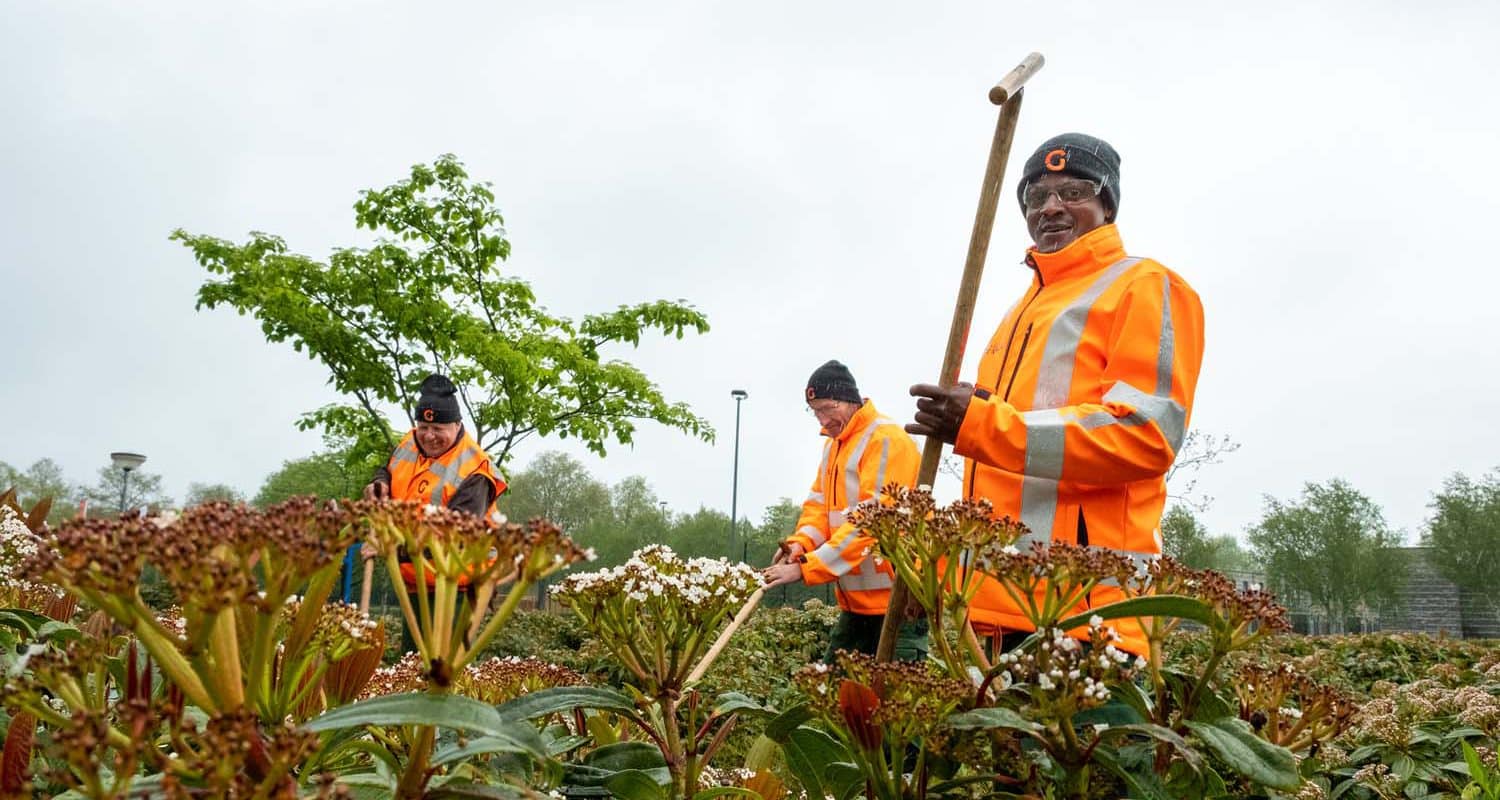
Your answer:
[110,451,146,515]
[729,389,748,558]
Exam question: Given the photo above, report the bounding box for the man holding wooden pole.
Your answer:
[761,360,928,662]
[907,133,1205,657]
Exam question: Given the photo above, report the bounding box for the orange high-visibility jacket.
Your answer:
[785,401,920,615]
[955,224,1204,655]
[387,428,506,588]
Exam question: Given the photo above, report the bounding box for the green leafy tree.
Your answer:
[0,457,79,524]
[253,439,380,507]
[1161,505,1255,574]
[498,451,611,536]
[1423,469,1500,608]
[173,154,712,469]
[1248,479,1406,631]
[84,463,169,517]
[183,482,245,507]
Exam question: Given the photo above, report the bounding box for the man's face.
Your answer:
[1023,174,1110,254]
[809,399,859,437]
[415,420,462,455]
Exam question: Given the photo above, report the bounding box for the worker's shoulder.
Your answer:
[870,415,918,448]
[1119,254,1200,298]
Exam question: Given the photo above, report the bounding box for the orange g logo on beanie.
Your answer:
[1018,133,1121,216]
[422,408,435,422]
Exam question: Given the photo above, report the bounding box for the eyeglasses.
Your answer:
[806,402,842,418]
[1022,179,1103,212]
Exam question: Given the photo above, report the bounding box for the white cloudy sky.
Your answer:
[3,1,1497,545]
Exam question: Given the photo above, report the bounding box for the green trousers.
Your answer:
[823,610,929,663]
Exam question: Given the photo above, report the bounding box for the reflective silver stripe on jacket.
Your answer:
[425,445,487,505]
[798,524,827,547]
[1017,257,1141,545]
[839,568,894,592]
[390,437,421,465]
[810,540,855,576]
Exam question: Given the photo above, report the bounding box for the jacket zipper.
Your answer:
[966,275,1044,500]
[1003,324,1033,402]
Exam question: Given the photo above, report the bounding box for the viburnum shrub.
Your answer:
[550,545,762,799]
[812,485,1346,799]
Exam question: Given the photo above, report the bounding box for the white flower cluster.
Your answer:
[551,544,760,610]
[996,625,1140,708]
[0,505,40,589]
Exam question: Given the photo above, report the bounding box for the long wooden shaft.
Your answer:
[874,78,1034,663]
[359,558,376,614]
[685,587,765,686]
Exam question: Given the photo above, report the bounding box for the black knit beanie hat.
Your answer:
[805,360,861,405]
[1017,132,1121,219]
[414,374,462,424]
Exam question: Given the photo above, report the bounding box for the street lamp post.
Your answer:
[729,389,748,558]
[110,451,147,516]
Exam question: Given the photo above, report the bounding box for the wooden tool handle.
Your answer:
[686,587,766,686]
[359,558,375,614]
[876,62,1040,662]
[988,52,1045,106]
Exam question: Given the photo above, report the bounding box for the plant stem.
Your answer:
[396,722,437,799]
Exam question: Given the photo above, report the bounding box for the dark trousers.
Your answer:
[823,610,929,663]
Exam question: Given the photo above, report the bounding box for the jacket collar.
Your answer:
[829,399,877,442]
[1025,223,1127,285]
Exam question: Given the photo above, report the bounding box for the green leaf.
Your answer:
[713,692,775,717]
[1185,717,1300,791]
[0,609,48,636]
[946,706,1045,736]
[334,772,399,800]
[495,686,643,724]
[693,788,764,800]
[605,769,668,800]
[763,704,814,741]
[583,741,667,773]
[1098,723,1205,773]
[547,734,590,756]
[1464,741,1493,795]
[824,761,864,800]
[432,735,548,767]
[1056,594,1217,632]
[427,782,529,799]
[305,692,545,759]
[1093,748,1175,800]
[780,726,849,799]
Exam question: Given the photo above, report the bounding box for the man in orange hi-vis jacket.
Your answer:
[362,373,507,651]
[762,361,928,662]
[908,133,1205,657]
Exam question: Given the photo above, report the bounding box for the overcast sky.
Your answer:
[3,1,1497,546]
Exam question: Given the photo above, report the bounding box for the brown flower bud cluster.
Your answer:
[986,542,1139,627]
[26,498,360,616]
[995,621,1143,721]
[357,501,589,589]
[1137,556,1291,645]
[24,513,157,601]
[358,652,583,706]
[1233,662,1357,752]
[1351,698,1410,749]
[281,599,381,664]
[794,651,970,751]
[850,486,1027,586]
[361,652,429,699]
[161,709,317,799]
[454,656,585,705]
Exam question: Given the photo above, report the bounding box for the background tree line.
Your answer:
[11,436,1500,629]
